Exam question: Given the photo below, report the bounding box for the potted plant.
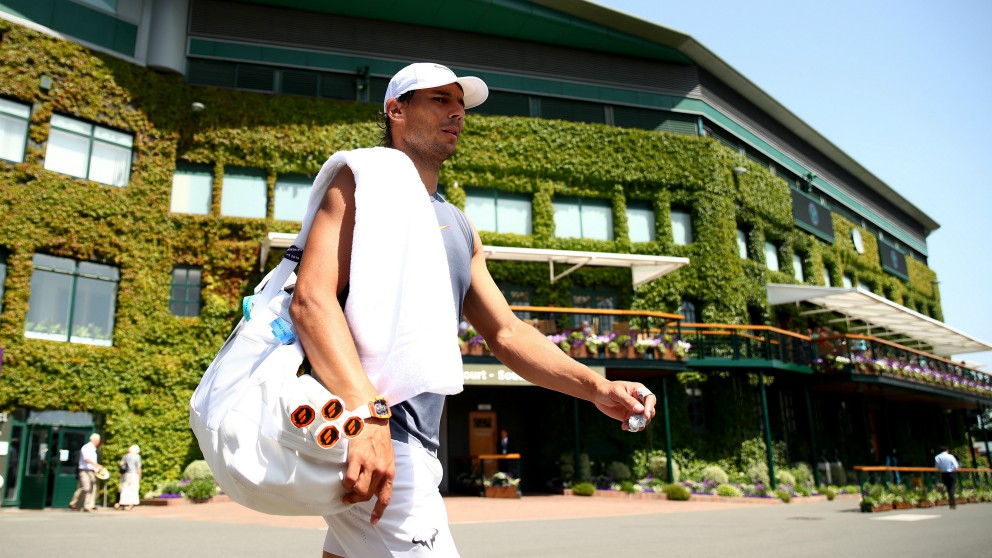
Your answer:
[484,472,520,499]
[569,331,588,358]
[182,477,218,504]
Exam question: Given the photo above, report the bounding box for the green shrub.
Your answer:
[619,481,637,493]
[747,462,770,486]
[701,465,729,485]
[776,489,792,503]
[557,453,576,481]
[821,486,838,500]
[182,477,217,500]
[715,483,743,498]
[794,483,811,497]
[606,461,632,482]
[578,454,592,482]
[663,484,692,501]
[791,463,814,485]
[777,471,796,486]
[572,482,596,496]
[182,460,213,481]
[648,454,679,482]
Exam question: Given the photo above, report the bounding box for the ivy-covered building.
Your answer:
[1,0,990,508]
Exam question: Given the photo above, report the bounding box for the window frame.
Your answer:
[44,114,133,187]
[626,202,656,243]
[792,253,805,283]
[274,173,312,222]
[763,241,780,271]
[0,249,7,319]
[670,207,693,245]
[553,196,614,241]
[686,386,705,432]
[169,265,203,317]
[464,187,533,235]
[24,254,119,346]
[0,97,31,164]
[498,282,534,321]
[736,227,749,259]
[170,162,214,215]
[220,166,268,219]
[679,298,699,324]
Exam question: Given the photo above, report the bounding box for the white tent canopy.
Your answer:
[261,233,688,289]
[481,245,688,289]
[766,283,992,357]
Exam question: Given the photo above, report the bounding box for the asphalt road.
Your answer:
[2,499,991,557]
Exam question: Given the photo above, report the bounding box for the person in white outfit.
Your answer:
[290,62,658,558]
[116,445,142,510]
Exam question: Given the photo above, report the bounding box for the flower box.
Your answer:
[485,485,519,499]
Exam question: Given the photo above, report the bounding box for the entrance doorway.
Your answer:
[0,409,96,509]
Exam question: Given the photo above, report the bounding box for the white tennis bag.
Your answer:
[189,159,360,517]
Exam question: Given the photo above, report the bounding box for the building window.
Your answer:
[792,253,805,282]
[571,288,617,331]
[860,281,874,294]
[736,228,749,259]
[274,174,311,221]
[221,167,267,218]
[78,0,117,11]
[0,97,30,163]
[823,266,832,287]
[686,387,705,432]
[626,204,656,242]
[44,114,132,186]
[851,228,865,254]
[170,266,202,317]
[553,197,613,240]
[670,208,693,245]
[24,254,119,346]
[842,274,854,288]
[679,299,699,323]
[170,163,213,215]
[764,241,780,271]
[499,283,533,320]
[0,250,7,318]
[465,187,532,235]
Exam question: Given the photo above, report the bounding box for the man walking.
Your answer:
[69,433,105,512]
[935,445,960,509]
[290,62,656,558]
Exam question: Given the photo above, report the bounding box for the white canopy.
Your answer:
[261,233,688,289]
[481,245,688,289]
[766,283,992,357]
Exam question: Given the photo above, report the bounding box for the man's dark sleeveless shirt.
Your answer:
[389,191,473,454]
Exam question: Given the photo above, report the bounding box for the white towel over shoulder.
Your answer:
[310,147,464,405]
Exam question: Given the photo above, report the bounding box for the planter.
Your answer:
[189,497,213,504]
[917,501,935,508]
[861,503,893,513]
[893,503,914,510]
[467,344,483,356]
[485,485,519,499]
[570,345,588,359]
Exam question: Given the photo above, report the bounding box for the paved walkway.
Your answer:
[4,494,992,558]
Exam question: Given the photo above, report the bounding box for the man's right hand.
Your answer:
[341,418,395,525]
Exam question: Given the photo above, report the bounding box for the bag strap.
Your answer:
[251,159,346,316]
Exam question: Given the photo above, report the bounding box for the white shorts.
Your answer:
[323,441,458,557]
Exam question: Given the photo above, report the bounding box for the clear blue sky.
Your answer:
[596,0,992,367]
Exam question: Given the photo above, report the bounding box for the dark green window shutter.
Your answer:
[282,70,319,97]
[320,72,355,100]
[614,107,697,135]
[187,59,236,88]
[236,65,275,92]
[474,91,531,117]
[540,97,606,124]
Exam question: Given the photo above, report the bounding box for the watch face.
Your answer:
[372,399,390,417]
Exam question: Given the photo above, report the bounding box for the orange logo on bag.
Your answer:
[290,405,315,428]
[317,425,340,448]
[322,399,344,421]
[343,416,364,438]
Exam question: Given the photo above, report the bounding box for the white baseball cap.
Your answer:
[383,63,488,111]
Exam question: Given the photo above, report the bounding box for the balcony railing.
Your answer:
[679,323,814,371]
[459,306,687,364]
[813,334,992,400]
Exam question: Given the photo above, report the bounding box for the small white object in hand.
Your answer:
[627,414,647,432]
